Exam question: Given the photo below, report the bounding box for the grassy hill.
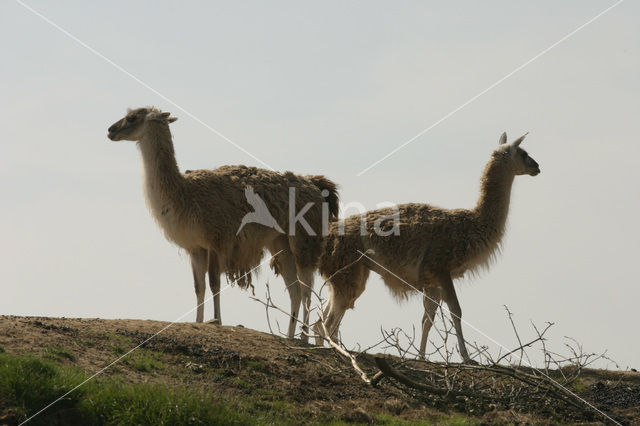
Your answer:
[0,316,638,425]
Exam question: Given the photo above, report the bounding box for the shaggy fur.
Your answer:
[107,107,339,341]
[316,133,540,362]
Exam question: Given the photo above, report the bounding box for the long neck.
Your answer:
[473,153,515,236]
[138,121,183,206]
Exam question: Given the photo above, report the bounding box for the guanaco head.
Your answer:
[107,107,177,141]
[497,132,540,176]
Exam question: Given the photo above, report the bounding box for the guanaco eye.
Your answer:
[126,116,137,123]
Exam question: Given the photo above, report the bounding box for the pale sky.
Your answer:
[1,1,638,369]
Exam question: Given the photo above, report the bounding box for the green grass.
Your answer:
[0,352,281,425]
[0,350,478,425]
[373,413,476,426]
[440,414,478,426]
[104,332,133,356]
[111,344,126,356]
[0,352,85,424]
[103,332,133,345]
[126,350,164,373]
[227,376,251,389]
[246,359,269,373]
[44,345,76,362]
[79,381,252,425]
[572,378,587,393]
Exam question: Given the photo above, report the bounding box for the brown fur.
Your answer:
[108,107,339,338]
[173,165,335,286]
[316,133,540,361]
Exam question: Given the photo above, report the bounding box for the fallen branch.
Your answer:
[374,357,505,401]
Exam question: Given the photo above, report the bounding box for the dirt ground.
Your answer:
[1,315,638,425]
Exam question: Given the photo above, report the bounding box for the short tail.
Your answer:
[270,257,281,277]
[307,175,340,220]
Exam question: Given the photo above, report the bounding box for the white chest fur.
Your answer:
[142,172,206,250]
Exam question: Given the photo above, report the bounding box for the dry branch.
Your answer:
[250,279,372,384]
[374,357,504,401]
[249,274,622,425]
[372,310,621,424]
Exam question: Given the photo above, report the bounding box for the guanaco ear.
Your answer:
[159,111,177,122]
[498,132,507,145]
[510,132,529,148]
